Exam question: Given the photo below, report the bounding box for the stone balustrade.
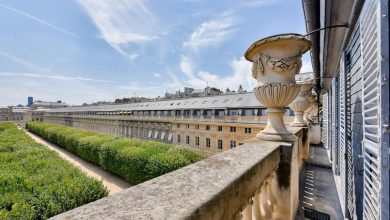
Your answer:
[51,127,307,220]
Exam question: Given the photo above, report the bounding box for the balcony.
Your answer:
[51,127,311,219]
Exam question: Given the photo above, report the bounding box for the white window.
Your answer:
[230,140,236,149]
[244,128,252,134]
[195,137,200,147]
[206,138,211,149]
[186,136,190,145]
[218,126,223,131]
[160,132,165,140]
[230,126,236,132]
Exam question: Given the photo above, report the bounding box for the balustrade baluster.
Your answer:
[259,183,272,219]
[242,200,252,220]
[252,190,262,220]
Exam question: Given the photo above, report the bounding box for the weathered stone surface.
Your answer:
[245,34,311,142]
[51,140,289,220]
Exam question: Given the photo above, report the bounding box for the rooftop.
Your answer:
[50,92,264,113]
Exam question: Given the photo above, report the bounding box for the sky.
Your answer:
[0,0,312,106]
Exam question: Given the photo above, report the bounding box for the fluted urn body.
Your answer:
[289,83,313,127]
[245,34,311,141]
[304,94,318,122]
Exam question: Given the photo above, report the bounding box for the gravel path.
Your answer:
[24,130,132,195]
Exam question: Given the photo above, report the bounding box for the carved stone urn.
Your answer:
[245,34,311,141]
[304,94,317,122]
[288,83,313,127]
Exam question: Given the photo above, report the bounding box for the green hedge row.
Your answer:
[0,122,108,220]
[26,121,204,184]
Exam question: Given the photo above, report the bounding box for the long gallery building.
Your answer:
[43,92,294,155]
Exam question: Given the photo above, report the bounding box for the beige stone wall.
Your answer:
[172,122,263,155]
[43,115,296,156]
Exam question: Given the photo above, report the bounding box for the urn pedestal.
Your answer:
[245,34,311,142]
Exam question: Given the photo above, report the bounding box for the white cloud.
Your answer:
[0,74,117,106]
[0,3,78,38]
[118,83,172,98]
[0,72,113,83]
[179,55,195,79]
[183,12,237,51]
[300,60,313,73]
[241,0,279,7]
[178,56,255,92]
[0,52,49,73]
[0,51,116,105]
[179,56,207,87]
[153,72,161,77]
[78,0,159,60]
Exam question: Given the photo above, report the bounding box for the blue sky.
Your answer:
[0,0,312,106]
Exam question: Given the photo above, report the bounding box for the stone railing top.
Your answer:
[51,140,290,220]
[288,126,306,136]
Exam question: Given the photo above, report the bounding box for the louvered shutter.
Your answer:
[339,54,347,214]
[361,0,390,219]
[322,94,329,149]
[331,77,340,175]
[345,20,363,219]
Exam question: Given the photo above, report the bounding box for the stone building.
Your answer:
[30,100,67,110]
[303,0,389,218]
[0,106,13,121]
[43,92,296,155]
[0,106,30,123]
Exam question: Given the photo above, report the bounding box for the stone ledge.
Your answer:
[51,140,290,220]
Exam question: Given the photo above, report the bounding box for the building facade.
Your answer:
[30,101,67,109]
[43,92,295,155]
[0,106,30,122]
[303,0,389,219]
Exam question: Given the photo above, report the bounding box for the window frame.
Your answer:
[217,139,223,150]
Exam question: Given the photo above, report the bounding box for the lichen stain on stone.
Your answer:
[276,160,291,189]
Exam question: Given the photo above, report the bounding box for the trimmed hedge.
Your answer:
[27,121,205,184]
[0,122,108,220]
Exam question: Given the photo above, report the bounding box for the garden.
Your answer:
[26,121,204,184]
[0,122,108,219]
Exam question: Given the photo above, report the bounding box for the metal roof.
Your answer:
[50,92,264,113]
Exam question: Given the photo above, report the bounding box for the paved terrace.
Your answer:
[297,143,343,219]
